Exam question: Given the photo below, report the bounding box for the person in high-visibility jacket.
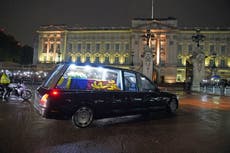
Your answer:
[0,72,11,100]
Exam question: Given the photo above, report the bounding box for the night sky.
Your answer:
[1,0,230,46]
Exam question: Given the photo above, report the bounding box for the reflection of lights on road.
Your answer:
[212,96,220,105]
[201,95,220,105]
[201,95,208,102]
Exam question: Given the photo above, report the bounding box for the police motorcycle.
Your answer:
[5,81,32,101]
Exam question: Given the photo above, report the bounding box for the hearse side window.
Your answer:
[124,71,137,92]
[43,64,64,88]
[56,64,122,91]
[139,75,156,92]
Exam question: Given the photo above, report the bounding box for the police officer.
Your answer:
[0,71,11,101]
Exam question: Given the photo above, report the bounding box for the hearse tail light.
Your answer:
[50,89,60,96]
[40,94,49,107]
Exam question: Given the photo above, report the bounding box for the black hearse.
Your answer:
[34,63,178,128]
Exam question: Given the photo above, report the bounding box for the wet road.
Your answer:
[0,93,230,153]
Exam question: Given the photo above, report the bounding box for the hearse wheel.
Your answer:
[72,106,94,128]
[167,99,178,114]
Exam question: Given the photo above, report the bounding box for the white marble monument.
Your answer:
[142,46,153,80]
[191,48,205,91]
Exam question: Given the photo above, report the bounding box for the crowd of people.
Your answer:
[200,78,230,88]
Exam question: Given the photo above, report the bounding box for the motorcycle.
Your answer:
[0,85,6,98]
[6,82,32,101]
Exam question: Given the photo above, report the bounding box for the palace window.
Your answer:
[209,59,215,67]
[76,56,81,63]
[221,46,226,55]
[188,44,193,54]
[210,45,214,54]
[177,58,182,66]
[49,43,54,53]
[77,44,82,52]
[86,44,91,52]
[85,56,91,63]
[95,57,100,64]
[43,44,48,53]
[104,56,109,64]
[125,57,129,65]
[177,45,182,55]
[115,44,120,52]
[115,57,119,64]
[125,44,129,51]
[220,59,226,68]
[67,56,72,62]
[68,44,72,52]
[105,43,110,51]
[56,44,60,52]
[96,44,100,52]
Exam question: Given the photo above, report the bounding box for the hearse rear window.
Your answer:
[43,64,64,88]
[56,64,122,91]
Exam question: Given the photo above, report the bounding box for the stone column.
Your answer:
[142,46,153,80]
[191,50,205,91]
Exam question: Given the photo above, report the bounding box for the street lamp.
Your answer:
[142,28,154,47]
[192,29,205,48]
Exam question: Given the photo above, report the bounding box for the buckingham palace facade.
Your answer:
[33,18,230,83]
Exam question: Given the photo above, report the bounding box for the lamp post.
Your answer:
[142,29,154,47]
[192,29,205,48]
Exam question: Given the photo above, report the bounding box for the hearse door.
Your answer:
[137,74,163,108]
[123,71,145,112]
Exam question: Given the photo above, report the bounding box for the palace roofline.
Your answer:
[133,17,177,21]
[179,27,230,31]
[39,24,130,31]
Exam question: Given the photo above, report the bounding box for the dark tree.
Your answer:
[19,45,33,65]
[0,30,33,64]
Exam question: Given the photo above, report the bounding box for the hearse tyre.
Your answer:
[72,106,94,128]
[167,98,178,114]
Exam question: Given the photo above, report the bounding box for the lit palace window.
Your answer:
[49,44,54,53]
[56,44,60,52]
[43,44,48,53]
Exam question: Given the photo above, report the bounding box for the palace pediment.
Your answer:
[132,18,178,31]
